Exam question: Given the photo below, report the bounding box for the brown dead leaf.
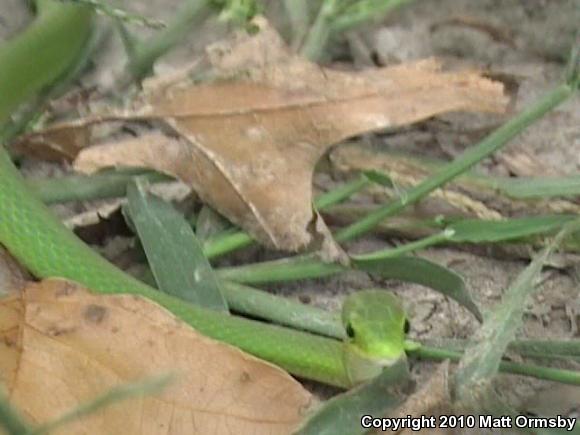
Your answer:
[12,122,92,162]
[72,17,506,256]
[1,279,314,434]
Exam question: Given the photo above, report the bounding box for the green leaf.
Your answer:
[453,221,580,405]
[355,256,482,321]
[448,215,577,243]
[362,170,393,188]
[126,179,228,312]
[496,176,580,199]
[294,360,408,435]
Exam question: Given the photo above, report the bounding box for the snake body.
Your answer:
[0,145,354,386]
[0,1,406,389]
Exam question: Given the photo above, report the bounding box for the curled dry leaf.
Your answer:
[0,279,314,435]
[72,17,507,256]
[12,121,92,162]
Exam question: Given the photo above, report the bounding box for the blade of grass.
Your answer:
[410,345,580,386]
[495,176,580,199]
[448,215,578,243]
[29,169,170,204]
[284,0,310,48]
[351,230,454,261]
[421,338,580,362]
[331,0,412,32]
[453,221,580,402]
[299,0,340,60]
[123,0,214,83]
[355,255,482,321]
[126,178,228,311]
[217,255,345,283]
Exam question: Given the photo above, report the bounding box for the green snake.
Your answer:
[0,1,407,389]
[0,146,407,388]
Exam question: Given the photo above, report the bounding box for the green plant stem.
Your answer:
[422,338,580,361]
[217,255,345,283]
[351,230,453,261]
[299,0,340,60]
[336,82,577,243]
[410,345,580,386]
[331,0,411,32]
[29,170,170,204]
[124,0,214,82]
[452,224,577,400]
[284,0,310,49]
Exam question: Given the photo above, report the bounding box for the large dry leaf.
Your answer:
[72,17,507,256]
[0,279,314,434]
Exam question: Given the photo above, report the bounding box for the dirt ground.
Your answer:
[1,0,579,418]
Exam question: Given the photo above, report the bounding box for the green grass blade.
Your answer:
[448,215,577,243]
[351,231,454,262]
[126,179,228,312]
[422,338,580,362]
[331,0,412,32]
[30,169,170,204]
[355,256,482,321]
[453,221,580,403]
[411,345,580,386]
[494,176,580,199]
[217,255,345,283]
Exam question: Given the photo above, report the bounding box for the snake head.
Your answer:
[342,289,407,381]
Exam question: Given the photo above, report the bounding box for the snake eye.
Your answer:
[404,319,411,334]
[345,323,355,338]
